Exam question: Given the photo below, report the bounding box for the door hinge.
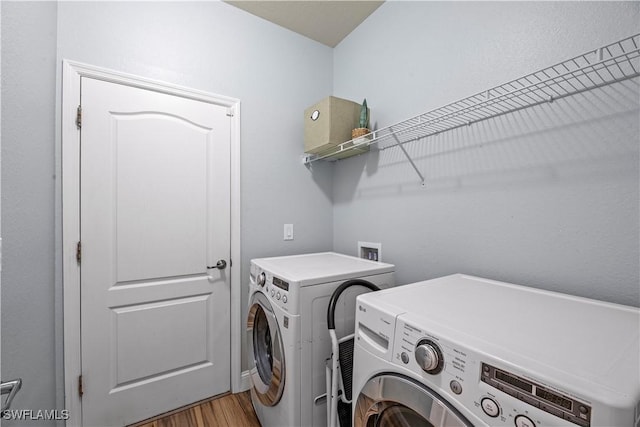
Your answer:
[226,107,234,117]
[78,375,83,397]
[76,106,82,129]
[76,241,82,264]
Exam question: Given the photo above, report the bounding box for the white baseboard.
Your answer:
[239,370,251,392]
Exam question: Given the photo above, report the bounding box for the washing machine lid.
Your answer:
[358,274,640,404]
[251,252,394,287]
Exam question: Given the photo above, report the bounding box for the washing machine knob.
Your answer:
[257,272,266,287]
[415,339,444,374]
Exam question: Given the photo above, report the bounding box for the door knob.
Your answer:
[207,260,227,270]
[206,260,227,281]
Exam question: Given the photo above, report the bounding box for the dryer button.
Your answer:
[539,403,562,418]
[481,397,500,418]
[276,292,281,300]
[514,415,535,427]
[400,352,409,364]
[450,380,463,395]
[271,289,275,297]
[282,295,288,303]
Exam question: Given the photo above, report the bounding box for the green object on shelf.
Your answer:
[359,99,369,129]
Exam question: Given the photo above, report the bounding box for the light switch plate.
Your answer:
[284,224,294,241]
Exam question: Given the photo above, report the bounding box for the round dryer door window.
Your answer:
[354,374,472,427]
[247,291,285,406]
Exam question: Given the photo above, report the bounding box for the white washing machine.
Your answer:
[247,252,395,427]
[352,274,640,427]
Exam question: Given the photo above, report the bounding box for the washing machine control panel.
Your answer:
[391,316,591,427]
[252,267,298,314]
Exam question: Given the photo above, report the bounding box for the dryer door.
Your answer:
[354,374,472,427]
[247,291,285,406]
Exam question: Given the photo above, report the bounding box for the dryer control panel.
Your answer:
[480,363,591,426]
[391,316,592,427]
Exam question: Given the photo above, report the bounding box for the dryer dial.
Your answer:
[257,272,266,287]
[415,339,444,374]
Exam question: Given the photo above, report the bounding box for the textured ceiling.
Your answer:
[225,1,384,47]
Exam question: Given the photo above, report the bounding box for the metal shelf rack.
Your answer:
[302,34,640,185]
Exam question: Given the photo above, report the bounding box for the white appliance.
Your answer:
[247,252,395,427]
[352,274,640,427]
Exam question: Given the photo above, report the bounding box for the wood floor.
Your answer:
[130,391,261,427]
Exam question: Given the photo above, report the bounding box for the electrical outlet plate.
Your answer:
[357,241,381,262]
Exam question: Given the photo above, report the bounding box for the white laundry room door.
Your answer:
[79,76,231,426]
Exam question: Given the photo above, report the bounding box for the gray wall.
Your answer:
[1,1,59,424]
[333,1,640,306]
[2,1,334,422]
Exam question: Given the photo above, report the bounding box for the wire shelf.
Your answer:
[302,34,640,182]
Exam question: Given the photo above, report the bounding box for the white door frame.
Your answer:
[61,60,242,426]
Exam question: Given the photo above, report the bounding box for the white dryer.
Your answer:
[247,252,395,427]
[352,274,640,427]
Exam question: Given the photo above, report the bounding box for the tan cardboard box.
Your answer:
[304,96,363,155]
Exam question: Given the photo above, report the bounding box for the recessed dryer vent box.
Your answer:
[304,96,367,159]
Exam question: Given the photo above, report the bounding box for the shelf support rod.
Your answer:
[392,134,425,186]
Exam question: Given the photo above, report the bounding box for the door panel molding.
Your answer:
[61,60,241,426]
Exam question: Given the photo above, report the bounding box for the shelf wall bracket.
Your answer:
[393,134,426,186]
